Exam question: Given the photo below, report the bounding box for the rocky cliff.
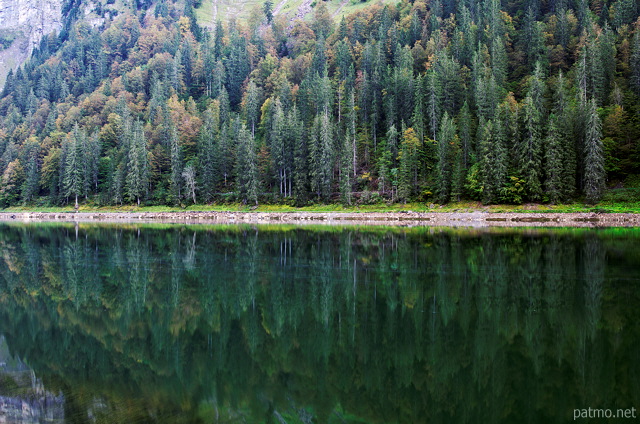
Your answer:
[0,0,63,86]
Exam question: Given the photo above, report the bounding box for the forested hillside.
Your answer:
[0,0,639,207]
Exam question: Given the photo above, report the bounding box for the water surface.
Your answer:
[0,223,638,423]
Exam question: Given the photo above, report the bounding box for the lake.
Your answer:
[0,223,638,423]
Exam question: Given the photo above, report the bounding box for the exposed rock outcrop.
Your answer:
[0,0,63,85]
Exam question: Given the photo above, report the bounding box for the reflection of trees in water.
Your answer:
[0,224,637,423]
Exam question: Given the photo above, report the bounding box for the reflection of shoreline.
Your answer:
[0,337,65,423]
[0,211,639,227]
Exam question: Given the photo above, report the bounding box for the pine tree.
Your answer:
[63,125,84,208]
[436,112,457,203]
[518,62,546,201]
[198,101,220,203]
[345,90,357,178]
[544,114,564,203]
[21,138,40,203]
[291,106,308,202]
[243,80,261,137]
[235,123,258,205]
[169,125,183,204]
[397,125,421,203]
[631,30,640,98]
[271,98,288,197]
[263,0,273,23]
[425,69,442,140]
[458,101,473,171]
[339,133,353,205]
[479,117,507,204]
[584,99,605,203]
[126,121,149,206]
[552,72,576,199]
[310,112,334,201]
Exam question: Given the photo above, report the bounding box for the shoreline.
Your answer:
[0,211,639,227]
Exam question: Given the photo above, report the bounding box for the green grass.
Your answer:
[3,199,640,214]
[195,0,398,26]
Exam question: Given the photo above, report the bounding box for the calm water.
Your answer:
[0,223,638,424]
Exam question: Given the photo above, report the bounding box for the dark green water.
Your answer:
[0,223,638,424]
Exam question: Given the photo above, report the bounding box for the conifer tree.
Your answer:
[21,138,40,203]
[544,114,564,203]
[584,99,605,203]
[243,80,261,137]
[437,112,456,203]
[169,125,183,204]
[126,121,149,206]
[397,125,421,202]
[518,62,546,200]
[271,98,288,197]
[310,112,334,201]
[478,119,503,204]
[235,123,258,205]
[631,30,640,98]
[339,133,353,205]
[198,101,220,203]
[458,101,473,171]
[63,125,84,208]
[291,106,308,202]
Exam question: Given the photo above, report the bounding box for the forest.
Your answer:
[0,0,639,207]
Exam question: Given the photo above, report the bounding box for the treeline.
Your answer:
[0,0,640,207]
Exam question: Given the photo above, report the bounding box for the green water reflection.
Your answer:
[0,223,638,423]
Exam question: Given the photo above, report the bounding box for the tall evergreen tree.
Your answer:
[198,101,220,203]
[544,114,565,203]
[21,138,40,203]
[63,125,84,208]
[169,125,183,204]
[479,117,507,204]
[584,99,605,203]
[126,121,149,206]
[235,123,258,205]
[310,112,334,201]
[436,112,457,203]
[518,62,546,200]
[631,29,640,98]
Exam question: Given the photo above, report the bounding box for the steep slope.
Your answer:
[0,0,63,85]
[0,0,638,209]
[194,0,397,28]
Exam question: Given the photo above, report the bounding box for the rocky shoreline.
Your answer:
[0,211,639,227]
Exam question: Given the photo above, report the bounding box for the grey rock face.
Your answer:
[0,0,63,85]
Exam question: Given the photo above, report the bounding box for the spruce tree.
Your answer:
[479,115,507,204]
[310,112,334,201]
[544,114,564,203]
[126,121,149,206]
[458,101,473,171]
[235,123,258,205]
[631,30,640,98]
[198,101,220,203]
[436,112,456,203]
[63,125,84,208]
[339,133,353,205]
[21,138,40,203]
[584,99,605,203]
[291,106,308,202]
[169,125,183,204]
[518,62,546,201]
